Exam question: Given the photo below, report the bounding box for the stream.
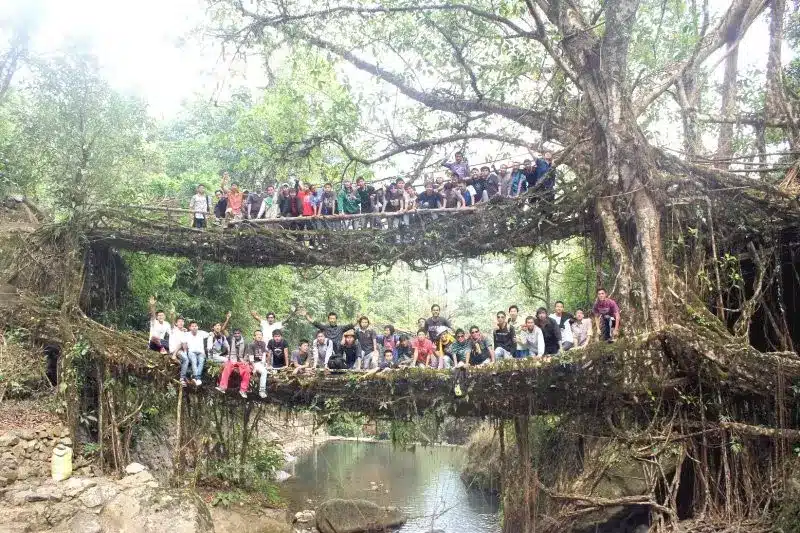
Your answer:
[281,440,501,533]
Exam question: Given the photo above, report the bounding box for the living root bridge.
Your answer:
[84,190,585,269]
[6,296,798,422]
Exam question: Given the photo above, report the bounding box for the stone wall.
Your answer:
[0,423,91,486]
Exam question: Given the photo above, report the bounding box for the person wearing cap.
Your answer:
[328,329,361,370]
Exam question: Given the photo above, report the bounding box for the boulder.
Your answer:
[123,462,146,475]
[79,483,119,508]
[118,470,157,488]
[0,434,20,447]
[315,499,406,533]
[210,506,291,533]
[100,486,214,533]
[62,477,97,498]
[65,511,102,533]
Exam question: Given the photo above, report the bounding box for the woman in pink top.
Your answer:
[411,329,436,367]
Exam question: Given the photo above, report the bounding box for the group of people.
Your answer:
[186,152,556,228]
[146,288,620,398]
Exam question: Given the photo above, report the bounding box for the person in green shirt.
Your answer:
[337,180,361,229]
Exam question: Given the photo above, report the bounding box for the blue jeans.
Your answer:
[188,351,205,379]
[514,349,529,359]
[179,353,190,380]
[494,347,513,360]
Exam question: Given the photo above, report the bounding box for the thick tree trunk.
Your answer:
[715,44,740,167]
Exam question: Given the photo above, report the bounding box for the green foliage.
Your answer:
[210,489,245,508]
[205,440,283,503]
[325,412,366,437]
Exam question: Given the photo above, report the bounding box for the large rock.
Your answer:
[315,499,406,533]
[210,506,291,533]
[100,485,214,533]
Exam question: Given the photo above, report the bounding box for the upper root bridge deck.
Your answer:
[85,191,585,268]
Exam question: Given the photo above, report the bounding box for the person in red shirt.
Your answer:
[411,329,437,367]
[592,288,621,342]
[297,183,317,244]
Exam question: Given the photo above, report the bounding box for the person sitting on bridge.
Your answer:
[267,329,290,370]
[570,309,593,348]
[249,308,284,340]
[535,308,561,355]
[206,311,232,364]
[312,330,334,369]
[328,330,360,370]
[291,339,313,375]
[183,321,209,387]
[593,288,620,342]
[465,326,493,365]
[147,296,170,354]
[395,335,413,366]
[299,308,354,351]
[188,184,210,229]
[550,301,574,351]
[493,311,516,360]
[517,315,545,357]
[216,328,251,398]
[442,182,465,209]
[441,151,469,179]
[506,305,526,358]
[412,329,436,367]
[169,316,187,363]
[362,349,398,377]
[451,329,471,367]
[378,325,399,357]
[249,330,269,398]
[355,316,378,370]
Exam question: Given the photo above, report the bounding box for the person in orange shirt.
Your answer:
[221,172,244,221]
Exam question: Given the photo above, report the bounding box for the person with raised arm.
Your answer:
[147,296,171,354]
[298,307,354,351]
[249,306,284,341]
[441,151,469,179]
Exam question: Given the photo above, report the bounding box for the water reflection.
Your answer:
[282,440,500,533]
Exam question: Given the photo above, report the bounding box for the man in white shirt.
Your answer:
[169,316,187,361]
[183,320,209,387]
[188,184,210,229]
[249,308,283,340]
[550,301,574,351]
[148,296,171,355]
[518,315,545,357]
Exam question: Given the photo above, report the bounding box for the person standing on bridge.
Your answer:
[355,316,379,370]
[188,184,210,229]
[593,288,620,342]
[337,180,361,229]
[424,305,452,344]
[249,307,284,341]
[441,151,469,179]
[298,308,354,352]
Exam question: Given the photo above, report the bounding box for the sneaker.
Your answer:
[215,386,225,393]
[239,391,247,399]
[194,379,202,386]
[259,390,267,399]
